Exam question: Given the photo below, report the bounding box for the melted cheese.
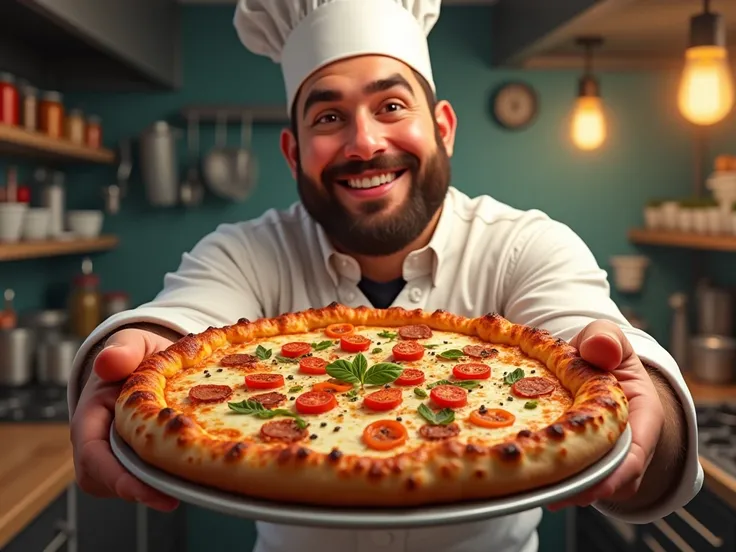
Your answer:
[165,326,573,457]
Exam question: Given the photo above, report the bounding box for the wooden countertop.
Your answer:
[0,423,75,549]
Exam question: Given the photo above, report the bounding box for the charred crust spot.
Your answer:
[165,415,194,433]
[124,390,156,407]
[237,317,250,324]
[225,442,247,462]
[474,469,486,478]
[566,413,592,430]
[596,396,619,409]
[493,442,522,462]
[327,301,340,308]
[328,449,343,462]
[296,447,310,459]
[121,374,149,393]
[187,333,194,337]
[465,443,485,455]
[368,463,384,479]
[546,424,565,440]
[517,429,533,439]
[157,408,176,421]
[405,477,418,491]
[277,448,293,463]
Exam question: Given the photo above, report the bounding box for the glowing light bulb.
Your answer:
[678,45,734,125]
[571,96,606,151]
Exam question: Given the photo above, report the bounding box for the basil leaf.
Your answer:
[423,343,439,349]
[524,400,538,409]
[288,385,303,393]
[311,340,334,351]
[371,347,383,354]
[377,330,397,341]
[255,345,271,360]
[326,359,361,384]
[439,349,464,360]
[454,380,480,390]
[426,379,452,389]
[352,353,368,380]
[364,362,403,385]
[227,399,307,429]
[346,388,359,398]
[504,368,525,385]
[414,387,428,399]
[227,399,267,414]
[417,403,437,424]
[433,408,456,425]
[275,354,298,364]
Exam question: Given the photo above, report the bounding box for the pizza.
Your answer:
[114,303,629,507]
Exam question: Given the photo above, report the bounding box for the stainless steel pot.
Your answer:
[139,121,181,207]
[690,334,736,384]
[0,327,34,386]
[37,336,80,386]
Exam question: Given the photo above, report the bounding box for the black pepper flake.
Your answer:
[443,340,449,344]
[320,422,327,427]
[287,375,294,380]
[507,396,513,401]
[384,383,391,389]
[290,397,295,401]
[217,368,223,372]
[205,373,211,378]
[376,342,382,345]
[479,405,487,412]
[531,370,536,374]
[333,426,341,432]
[396,416,402,421]
[204,369,209,373]
[310,434,318,440]
[349,397,358,402]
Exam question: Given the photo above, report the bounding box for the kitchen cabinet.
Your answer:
[575,483,735,552]
[0,0,181,92]
[1,484,186,552]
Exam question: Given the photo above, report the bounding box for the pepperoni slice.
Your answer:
[188,384,233,403]
[340,334,371,352]
[392,341,424,361]
[220,354,258,367]
[299,356,327,375]
[250,391,287,409]
[363,388,403,411]
[469,408,515,428]
[280,342,311,358]
[325,323,354,338]
[394,368,425,386]
[295,391,337,414]
[245,373,284,390]
[398,324,432,340]
[462,345,498,360]
[362,419,408,451]
[452,362,491,380]
[511,377,556,398]
[419,422,460,440]
[429,384,468,408]
[260,419,308,442]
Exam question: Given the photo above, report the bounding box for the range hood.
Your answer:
[0,0,181,91]
[492,0,736,70]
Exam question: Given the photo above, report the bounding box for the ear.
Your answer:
[433,100,458,157]
[280,127,299,179]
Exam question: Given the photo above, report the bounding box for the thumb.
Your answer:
[94,329,174,382]
[571,320,631,371]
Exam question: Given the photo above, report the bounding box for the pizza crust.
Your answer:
[114,303,629,507]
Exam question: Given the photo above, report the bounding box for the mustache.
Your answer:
[322,153,419,183]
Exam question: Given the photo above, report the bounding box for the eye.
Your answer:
[314,113,341,126]
[380,103,404,113]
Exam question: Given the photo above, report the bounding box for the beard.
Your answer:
[296,130,451,257]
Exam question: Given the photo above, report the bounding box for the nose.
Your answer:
[342,112,387,160]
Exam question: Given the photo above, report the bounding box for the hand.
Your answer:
[71,329,180,511]
[547,320,665,511]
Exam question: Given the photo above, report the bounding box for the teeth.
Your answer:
[347,172,397,189]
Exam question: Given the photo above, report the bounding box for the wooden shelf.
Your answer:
[0,124,116,164]
[0,235,119,261]
[628,228,736,252]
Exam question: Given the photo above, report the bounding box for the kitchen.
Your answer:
[0,0,735,551]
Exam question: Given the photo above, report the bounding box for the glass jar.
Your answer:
[65,108,85,144]
[86,115,102,148]
[39,91,64,138]
[21,85,37,131]
[69,258,101,338]
[0,72,19,126]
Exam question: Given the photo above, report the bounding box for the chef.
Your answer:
[68,1,703,551]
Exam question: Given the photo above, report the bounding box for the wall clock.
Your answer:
[491,82,538,130]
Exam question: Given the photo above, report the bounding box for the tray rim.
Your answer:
[110,422,632,529]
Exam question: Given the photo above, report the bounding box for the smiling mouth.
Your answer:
[336,170,406,190]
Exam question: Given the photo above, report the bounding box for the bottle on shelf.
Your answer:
[69,257,102,338]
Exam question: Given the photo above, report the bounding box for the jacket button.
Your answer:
[409,287,422,302]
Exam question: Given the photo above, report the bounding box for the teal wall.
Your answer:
[3,3,734,551]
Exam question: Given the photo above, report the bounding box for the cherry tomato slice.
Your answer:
[325,323,354,338]
[394,368,425,386]
[392,340,424,361]
[299,356,327,375]
[340,334,371,353]
[295,391,337,414]
[469,408,515,428]
[312,380,354,393]
[429,384,468,408]
[363,388,403,411]
[281,341,312,358]
[245,373,284,390]
[362,419,408,451]
[452,362,491,380]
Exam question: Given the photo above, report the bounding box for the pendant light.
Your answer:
[677,0,734,126]
[571,36,606,151]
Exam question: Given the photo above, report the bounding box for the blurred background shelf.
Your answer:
[628,228,736,252]
[0,236,119,261]
[0,124,116,164]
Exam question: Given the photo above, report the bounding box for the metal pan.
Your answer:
[110,424,631,529]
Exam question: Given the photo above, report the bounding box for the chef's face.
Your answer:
[280,55,457,256]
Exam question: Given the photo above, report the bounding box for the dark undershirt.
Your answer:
[358,277,406,309]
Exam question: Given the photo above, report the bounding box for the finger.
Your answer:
[95,329,173,382]
[571,320,633,371]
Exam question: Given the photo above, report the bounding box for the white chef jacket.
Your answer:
[68,186,703,552]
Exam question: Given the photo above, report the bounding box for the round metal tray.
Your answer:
[110,423,631,529]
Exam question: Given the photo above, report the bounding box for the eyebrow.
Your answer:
[302,73,415,120]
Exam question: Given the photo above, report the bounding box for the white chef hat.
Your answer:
[233,0,441,113]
